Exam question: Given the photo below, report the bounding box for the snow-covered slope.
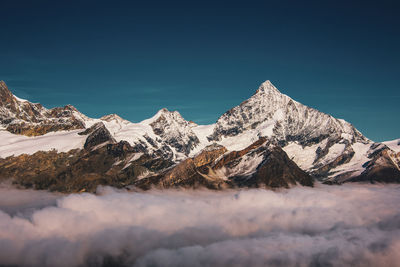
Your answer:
[0,129,86,158]
[383,139,400,153]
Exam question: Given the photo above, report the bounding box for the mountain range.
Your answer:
[0,80,399,192]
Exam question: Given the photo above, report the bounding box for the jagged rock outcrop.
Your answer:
[239,147,314,188]
[93,108,202,161]
[134,144,230,190]
[135,138,314,190]
[149,108,200,155]
[312,143,355,178]
[79,122,116,149]
[348,144,400,183]
[193,144,227,167]
[100,114,127,123]
[0,81,87,136]
[211,138,313,188]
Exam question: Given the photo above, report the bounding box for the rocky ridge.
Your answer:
[0,81,87,136]
[0,80,398,192]
[209,81,367,145]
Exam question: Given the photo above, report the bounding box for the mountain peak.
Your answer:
[0,80,6,88]
[255,80,281,95]
[142,108,200,157]
[0,80,11,94]
[0,80,88,136]
[209,80,367,147]
[0,81,15,106]
[100,114,126,122]
[140,108,183,125]
[155,108,183,120]
[158,107,171,114]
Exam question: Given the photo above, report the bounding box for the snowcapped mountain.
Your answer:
[204,81,379,180]
[0,81,88,136]
[209,80,367,146]
[0,80,398,191]
[93,108,201,161]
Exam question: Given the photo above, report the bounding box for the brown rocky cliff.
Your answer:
[0,81,15,108]
[212,138,313,188]
[349,148,400,183]
[0,141,173,193]
[193,144,227,167]
[135,144,230,190]
[213,137,268,169]
[239,146,314,188]
[135,138,313,190]
[0,135,314,192]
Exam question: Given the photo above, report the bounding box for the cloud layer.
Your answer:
[0,184,399,267]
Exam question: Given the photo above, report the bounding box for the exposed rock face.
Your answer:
[348,145,400,183]
[193,144,227,167]
[213,138,268,169]
[0,134,313,192]
[135,138,313,190]
[0,141,174,193]
[79,122,116,149]
[100,114,127,123]
[312,143,355,178]
[319,142,400,184]
[149,108,200,155]
[134,143,230,190]
[212,138,313,188]
[158,158,226,189]
[0,81,87,136]
[230,147,312,188]
[94,108,203,162]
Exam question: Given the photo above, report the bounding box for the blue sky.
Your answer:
[1,0,399,141]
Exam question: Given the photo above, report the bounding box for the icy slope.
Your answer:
[383,139,400,153]
[0,129,86,158]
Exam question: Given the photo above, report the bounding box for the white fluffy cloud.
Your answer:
[0,184,399,266]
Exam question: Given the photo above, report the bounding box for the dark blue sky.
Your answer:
[1,0,399,141]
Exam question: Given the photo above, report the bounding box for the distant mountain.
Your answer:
[209,81,367,146]
[0,81,88,136]
[0,80,398,192]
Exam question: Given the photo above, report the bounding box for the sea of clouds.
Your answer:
[0,183,399,267]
